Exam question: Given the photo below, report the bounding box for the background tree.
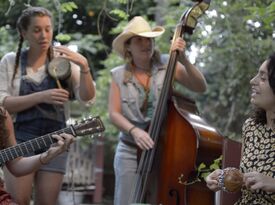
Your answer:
[193,0,275,137]
[0,0,274,202]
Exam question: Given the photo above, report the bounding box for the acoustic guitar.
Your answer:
[0,116,105,166]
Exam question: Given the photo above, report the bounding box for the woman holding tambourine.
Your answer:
[0,6,95,205]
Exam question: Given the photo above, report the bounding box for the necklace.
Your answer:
[131,63,152,114]
[135,65,152,77]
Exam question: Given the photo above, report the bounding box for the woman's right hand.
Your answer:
[206,169,223,192]
[131,127,154,150]
[40,88,69,105]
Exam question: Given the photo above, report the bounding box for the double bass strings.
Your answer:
[129,15,183,202]
[128,50,176,203]
[130,1,213,203]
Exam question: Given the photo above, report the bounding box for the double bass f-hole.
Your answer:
[129,1,214,205]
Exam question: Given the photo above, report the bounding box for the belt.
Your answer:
[120,138,142,163]
[120,138,138,149]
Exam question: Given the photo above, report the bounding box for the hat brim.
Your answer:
[112,26,165,58]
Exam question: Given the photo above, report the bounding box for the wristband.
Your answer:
[128,126,137,136]
[218,167,243,192]
[80,69,90,74]
[39,152,48,165]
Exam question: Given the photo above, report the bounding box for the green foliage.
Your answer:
[109,9,129,19]
[55,33,71,43]
[91,51,124,141]
[191,0,275,138]
[1,0,275,194]
[200,155,222,180]
[0,26,17,59]
[180,155,222,185]
[69,33,106,54]
[60,2,78,12]
[117,0,127,3]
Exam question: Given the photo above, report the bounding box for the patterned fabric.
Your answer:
[236,118,275,205]
[0,178,17,205]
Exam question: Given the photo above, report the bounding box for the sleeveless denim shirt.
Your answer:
[111,55,168,143]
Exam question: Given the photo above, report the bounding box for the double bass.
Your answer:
[129,0,224,204]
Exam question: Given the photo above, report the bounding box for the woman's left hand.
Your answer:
[205,169,223,192]
[53,46,89,71]
[171,37,188,64]
[171,37,186,53]
[243,171,275,192]
[48,133,75,156]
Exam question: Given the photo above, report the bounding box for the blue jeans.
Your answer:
[114,141,138,205]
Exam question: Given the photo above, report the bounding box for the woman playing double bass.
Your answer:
[108,16,207,205]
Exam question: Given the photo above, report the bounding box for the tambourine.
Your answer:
[48,57,71,81]
[218,167,243,192]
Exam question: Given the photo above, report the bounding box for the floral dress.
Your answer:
[236,118,275,205]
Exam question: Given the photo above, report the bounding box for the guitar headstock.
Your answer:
[73,116,105,136]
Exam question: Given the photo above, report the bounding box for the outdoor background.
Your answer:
[0,0,274,204]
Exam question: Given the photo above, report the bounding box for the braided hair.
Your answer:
[12,6,53,87]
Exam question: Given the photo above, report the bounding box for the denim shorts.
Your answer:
[14,119,68,174]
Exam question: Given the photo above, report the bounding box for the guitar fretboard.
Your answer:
[0,126,74,166]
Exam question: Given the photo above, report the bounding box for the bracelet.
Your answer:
[39,153,48,165]
[80,69,90,74]
[217,167,243,193]
[128,126,137,136]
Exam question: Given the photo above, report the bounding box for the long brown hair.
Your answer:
[123,37,163,68]
[12,6,54,87]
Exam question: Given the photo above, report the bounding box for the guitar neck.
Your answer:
[0,126,75,166]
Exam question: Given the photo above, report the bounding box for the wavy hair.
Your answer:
[251,52,275,124]
[123,37,163,68]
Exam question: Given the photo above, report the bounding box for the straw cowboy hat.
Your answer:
[112,16,165,57]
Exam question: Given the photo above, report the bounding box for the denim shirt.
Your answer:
[111,56,168,143]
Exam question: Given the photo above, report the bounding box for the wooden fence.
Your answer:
[59,136,104,204]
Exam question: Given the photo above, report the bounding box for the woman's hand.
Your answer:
[51,133,75,153]
[40,133,75,163]
[206,169,223,192]
[130,127,154,150]
[243,171,275,192]
[53,46,89,71]
[171,37,186,60]
[171,37,186,52]
[39,88,69,105]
